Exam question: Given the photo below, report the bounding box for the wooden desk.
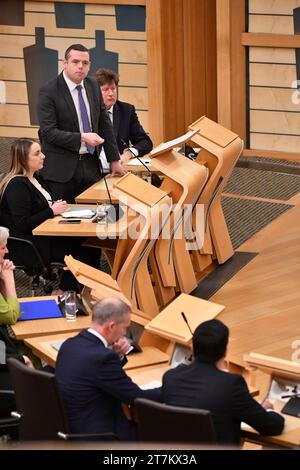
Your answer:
[24,330,259,402]
[32,204,137,239]
[253,336,300,362]
[12,297,92,340]
[75,163,161,205]
[75,176,121,204]
[24,333,170,372]
[125,157,160,174]
[242,400,300,448]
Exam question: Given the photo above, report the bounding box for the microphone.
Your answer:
[121,139,161,188]
[98,155,113,207]
[181,311,193,336]
[282,385,300,399]
[281,393,300,399]
[96,147,122,223]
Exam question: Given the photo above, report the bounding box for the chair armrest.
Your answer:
[57,431,118,441]
[0,390,15,397]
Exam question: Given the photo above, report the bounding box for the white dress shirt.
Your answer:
[63,72,92,155]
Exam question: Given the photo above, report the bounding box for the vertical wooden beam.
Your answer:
[147,0,165,145]
[230,0,246,141]
[161,0,185,140]
[147,0,217,144]
[183,0,206,126]
[204,0,217,121]
[216,0,246,139]
[216,0,232,129]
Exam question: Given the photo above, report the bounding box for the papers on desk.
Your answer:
[127,158,151,167]
[19,299,63,321]
[51,340,64,351]
[140,380,162,390]
[62,209,95,219]
[150,130,198,157]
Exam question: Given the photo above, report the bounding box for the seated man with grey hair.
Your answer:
[55,297,161,440]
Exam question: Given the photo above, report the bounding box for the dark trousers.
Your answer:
[46,154,101,203]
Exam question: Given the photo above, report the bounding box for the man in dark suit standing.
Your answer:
[55,297,161,441]
[38,44,125,202]
[94,68,153,172]
[162,319,284,445]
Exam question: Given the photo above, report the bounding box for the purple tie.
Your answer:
[76,84,94,155]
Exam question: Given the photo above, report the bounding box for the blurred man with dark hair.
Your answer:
[162,319,284,445]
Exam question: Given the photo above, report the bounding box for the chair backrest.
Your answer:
[7,236,47,275]
[134,398,216,443]
[7,358,69,440]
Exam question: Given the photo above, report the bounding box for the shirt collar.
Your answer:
[63,71,84,92]
[87,328,108,347]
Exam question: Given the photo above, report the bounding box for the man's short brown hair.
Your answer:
[94,68,119,86]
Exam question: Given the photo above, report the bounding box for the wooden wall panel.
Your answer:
[5,83,28,104]
[249,47,296,63]
[250,63,296,87]
[250,87,300,112]
[250,110,300,134]
[249,0,300,15]
[0,59,25,81]
[147,0,217,145]
[249,16,293,34]
[118,87,148,110]
[216,0,246,140]
[250,133,300,153]
[0,104,30,126]
[248,0,300,158]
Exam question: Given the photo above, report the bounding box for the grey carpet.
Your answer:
[192,252,258,300]
[225,167,300,200]
[222,196,292,250]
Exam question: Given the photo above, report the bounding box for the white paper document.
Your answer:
[62,209,96,219]
[150,129,198,156]
[140,380,162,390]
[127,158,151,166]
[51,340,64,351]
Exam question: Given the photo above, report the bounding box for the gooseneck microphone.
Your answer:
[121,139,161,188]
[98,155,113,207]
[181,311,194,336]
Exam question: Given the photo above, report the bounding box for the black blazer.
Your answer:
[162,360,284,445]
[55,330,162,440]
[113,100,153,157]
[0,175,54,266]
[38,73,120,183]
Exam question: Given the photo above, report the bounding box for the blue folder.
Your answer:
[19,299,63,321]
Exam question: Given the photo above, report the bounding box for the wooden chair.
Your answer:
[188,116,244,266]
[68,173,173,317]
[149,141,209,300]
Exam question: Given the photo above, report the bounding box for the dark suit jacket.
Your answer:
[38,73,120,183]
[113,100,153,157]
[162,360,284,445]
[55,330,162,440]
[0,175,54,266]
